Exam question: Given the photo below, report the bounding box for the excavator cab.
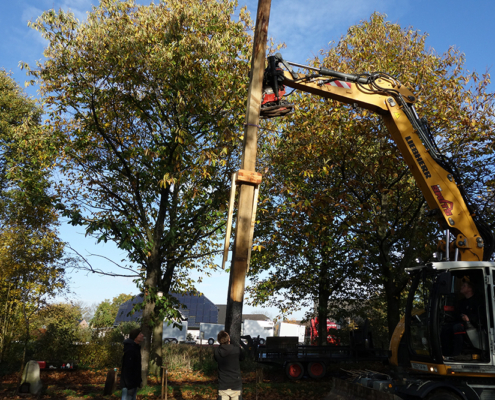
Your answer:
[405,262,495,374]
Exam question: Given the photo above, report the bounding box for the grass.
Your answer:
[61,388,79,396]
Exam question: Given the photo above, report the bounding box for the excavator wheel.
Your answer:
[307,361,326,379]
[426,390,462,400]
[285,362,304,380]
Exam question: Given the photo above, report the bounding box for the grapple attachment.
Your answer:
[259,53,295,119]
[260,85,294,118]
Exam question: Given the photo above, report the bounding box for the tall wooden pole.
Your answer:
[225,0,271,346]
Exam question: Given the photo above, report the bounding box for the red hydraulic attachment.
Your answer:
[310,317,340,345]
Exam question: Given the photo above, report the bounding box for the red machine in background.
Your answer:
[309,318,340,345]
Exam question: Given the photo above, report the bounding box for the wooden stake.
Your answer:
[161,366,165,400]
[161,365,168,400]
[222,173,237,270]
[246,186,260,273]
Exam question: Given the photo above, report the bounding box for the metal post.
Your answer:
[446,229,450,261]
[225,0,272,346]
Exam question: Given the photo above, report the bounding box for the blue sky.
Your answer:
[1,0,493,320]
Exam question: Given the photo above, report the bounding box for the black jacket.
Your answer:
[121,338,142,389]
[457,295,482,328]
[214,343,245,391]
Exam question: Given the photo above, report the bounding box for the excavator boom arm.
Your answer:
[273,65,491,261]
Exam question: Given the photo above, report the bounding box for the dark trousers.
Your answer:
[122,387,137,400]
[441,322,466,356]
[452,322,466,356]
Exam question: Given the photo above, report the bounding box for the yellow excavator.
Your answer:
[260,53,495,400]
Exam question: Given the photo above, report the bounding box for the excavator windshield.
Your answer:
[406,263,493,370]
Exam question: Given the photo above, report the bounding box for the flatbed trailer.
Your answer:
[251,336,390,380]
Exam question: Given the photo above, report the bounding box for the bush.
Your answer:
[76,323,139,369]
[76,338,122,369]
[161,344,259,376]
[35,325,79,362]
[32,303,90,363]
[0,341,33,376]
[162,343,209,371]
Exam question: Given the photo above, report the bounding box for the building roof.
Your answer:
[114,292,218,328]
[215,306,271,324]
[242,314,271,321]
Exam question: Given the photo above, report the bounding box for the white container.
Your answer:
[162,319,188,343]
[242,320,274,344]
[275,322,306,344]
[199,323,225,345]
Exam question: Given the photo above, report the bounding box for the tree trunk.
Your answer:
[384,280,401,340]
[17,303,30,394]
[0,283,11,363]
[317,263,330,346]
[140,298,155,387]
[140,251,164,386]
[380,249,402,339]
[376,190,402,339]
[150,323,163,378]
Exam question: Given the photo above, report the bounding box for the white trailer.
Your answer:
[162,319,188,343]
[242,320,274,344]
[274,322,306,344]
[199,323,225,345]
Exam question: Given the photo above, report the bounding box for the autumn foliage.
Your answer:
[249,13,494,337]
[23,0,253,383]
[0,71,67,366]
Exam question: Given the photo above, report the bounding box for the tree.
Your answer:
[73,300,98,322]
[24,0,252,382]
[0,71,68,365]
[247,125,362,344]
[32,303,85,362]
[91,294,133,328]
[249,13,495,338]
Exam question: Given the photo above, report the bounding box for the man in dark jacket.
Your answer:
[121,328,144,400]
[452,279,482,357]
[214,331,245,400]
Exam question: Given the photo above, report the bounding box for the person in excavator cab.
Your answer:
[441,275,485,361]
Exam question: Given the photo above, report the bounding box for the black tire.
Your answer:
[163,338,170,344]
[285,362,304,380]
[258,338,265,345]
[208,338,215,345]
[171,339,178,344]
[307,361,326,379]
[426,390,462,400]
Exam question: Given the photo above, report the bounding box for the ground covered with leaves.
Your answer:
[0,366,339,399]
[0,342,388,399]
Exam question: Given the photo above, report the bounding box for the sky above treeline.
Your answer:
[1,0,493,320]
